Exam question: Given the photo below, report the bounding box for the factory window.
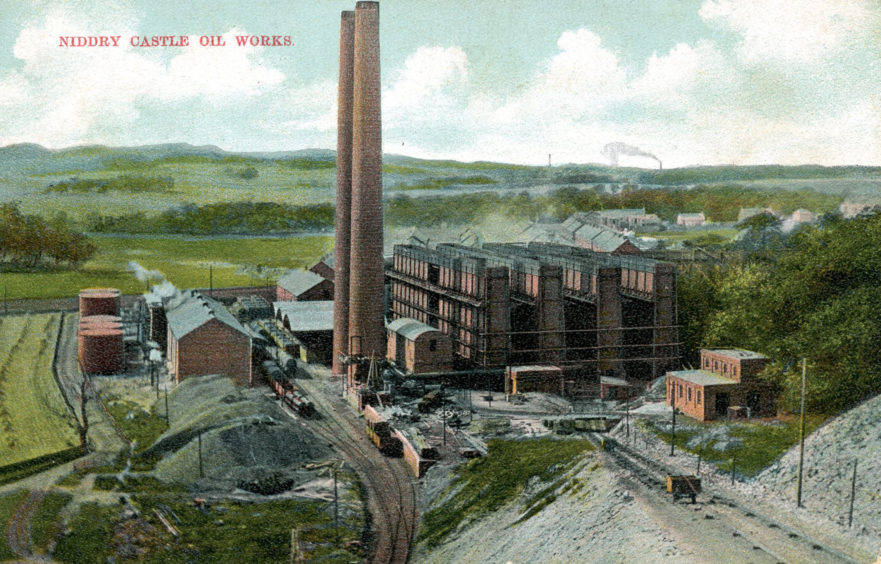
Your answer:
[429,340,437,351]
[697,390,702,405]
[678,384,683,398]
[723,363,728,374]
[687,388,692,402]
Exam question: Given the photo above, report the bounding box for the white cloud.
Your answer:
[0,9,285,147]
[700,0,880,64]
[383,46,469,128]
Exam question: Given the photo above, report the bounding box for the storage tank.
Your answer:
[79,326,124,374]
[79,288,121,317]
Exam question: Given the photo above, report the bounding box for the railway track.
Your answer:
[294,378,417,563]
[591,434,862,564]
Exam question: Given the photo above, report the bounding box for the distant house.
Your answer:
[666,349,776,421]
[839,202,874,219]
[738,207,776,223]
[276,269,334,301]
[789,209,816,223]
[166,291,252,386]
[309,254,334,282]
[676,212,705,227]
[585,209,663,232]
[561,215,642,254]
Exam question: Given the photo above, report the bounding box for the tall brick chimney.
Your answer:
[332,10,355,376]
[346,1,383,382]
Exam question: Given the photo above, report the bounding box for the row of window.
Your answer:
[672,381,702,406]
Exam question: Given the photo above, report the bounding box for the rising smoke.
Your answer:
[127,261,178,299]
[602,142,662,169]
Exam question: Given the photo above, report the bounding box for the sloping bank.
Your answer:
[414,438,690,563]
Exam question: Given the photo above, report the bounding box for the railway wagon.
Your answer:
[262,361,292,397]
[363,405,402,457]
[666,475,701,503]
[395,429,436,478]
[283,390,316,418]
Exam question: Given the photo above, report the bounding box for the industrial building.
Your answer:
[276,269,334,302]
[309,254,335,281]
[165,291,252,386]
[387,241,678,383]
[386,317,453,374]
[274,301,334,364]
[523,214,643,254]
[666,348,776,421]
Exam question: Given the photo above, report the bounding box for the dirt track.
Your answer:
[5,490,47,562]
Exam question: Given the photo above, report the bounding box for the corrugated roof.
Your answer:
[668,369,736,386]
[677,213,705,219]
[277,269,326,296]
[166,292,248,339]
[387,317,441,340]
[273,301,334,332]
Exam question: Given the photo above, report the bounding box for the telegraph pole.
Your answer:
[796,358,807,507]
[198,431,204,478]
[670,381,676,456]
[848,458,858,528]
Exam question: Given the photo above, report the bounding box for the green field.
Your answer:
[0,314,79,468]
[2,234,332,300]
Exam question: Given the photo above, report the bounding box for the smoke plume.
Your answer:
[602,141,662,168]
[127,261,178,299]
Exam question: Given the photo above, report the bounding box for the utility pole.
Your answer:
[164,385,169,425]
[3,285,7,315]
[209,264,213,298]
[848,458,858,528]
[796,358,807,507]
[730,455,736,485]
[333,465,339,545]
[441,384,447,446]
[696,443,703,474]
[198,431,204,478]
[625,382,630,441]
[670,381,676,456]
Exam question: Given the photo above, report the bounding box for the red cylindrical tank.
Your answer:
[78,288,121,317]
[79,315,122,329]
[79,326,124,374]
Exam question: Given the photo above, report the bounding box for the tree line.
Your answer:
[0,204,95,268]
[678,212,881,414]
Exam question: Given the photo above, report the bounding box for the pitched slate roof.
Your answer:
[166,291,248,339]
[277,269,326,296]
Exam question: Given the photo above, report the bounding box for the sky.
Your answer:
[0,0,879,167]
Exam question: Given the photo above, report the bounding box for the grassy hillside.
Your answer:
[4,143,880,223]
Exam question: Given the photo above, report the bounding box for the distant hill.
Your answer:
[3,142,880,183]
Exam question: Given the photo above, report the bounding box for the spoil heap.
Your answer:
[147,374,331,488]
[756,393,881,551]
